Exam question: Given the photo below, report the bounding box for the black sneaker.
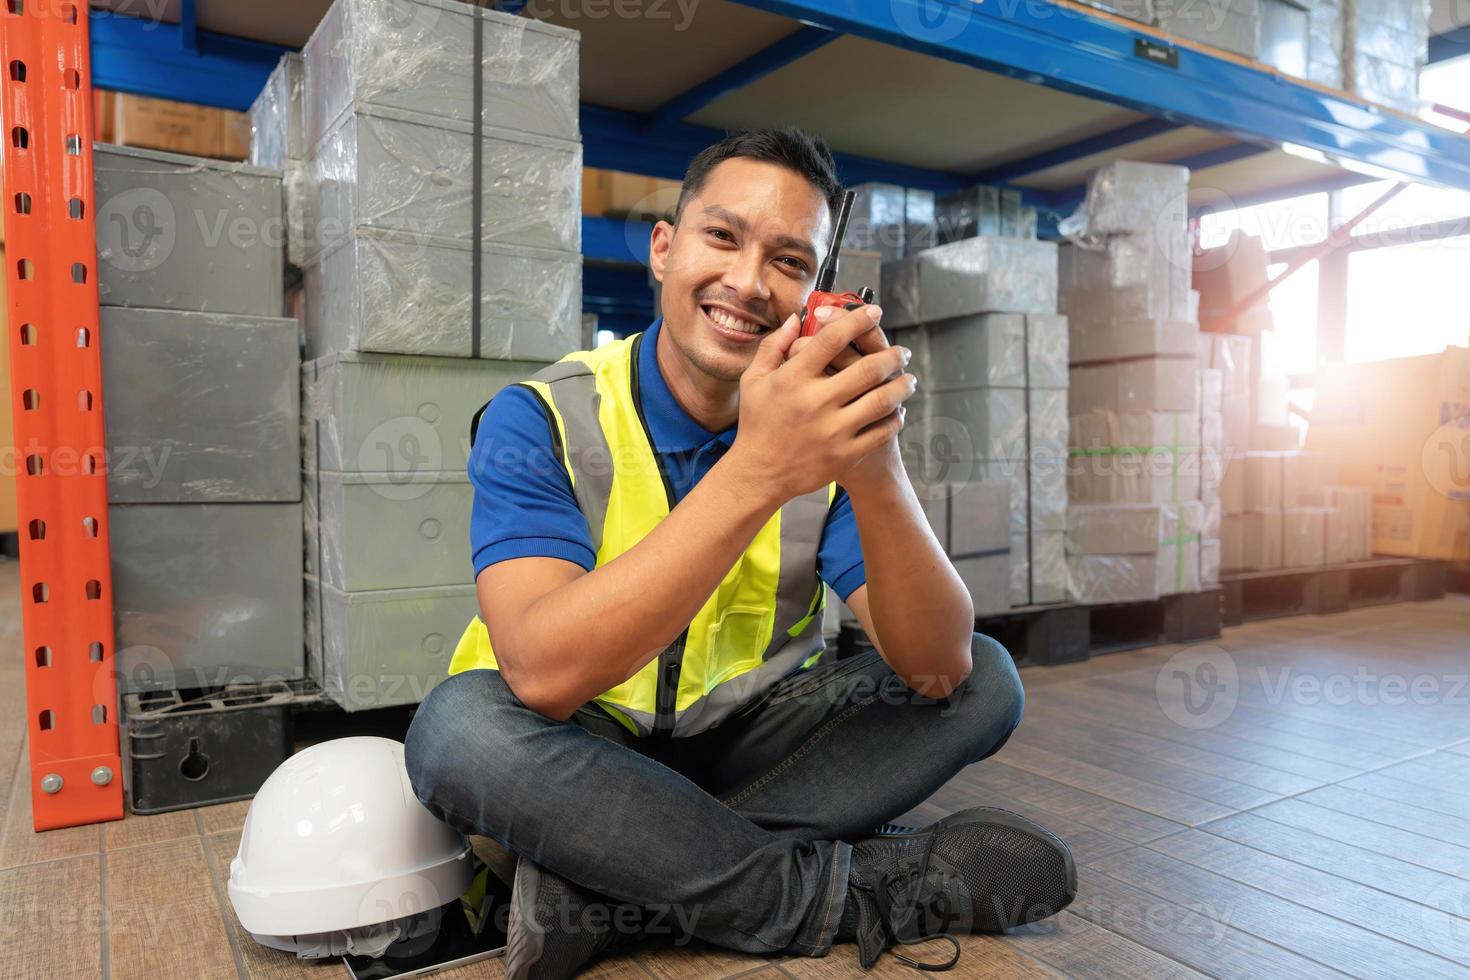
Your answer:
[847,807,1077,971]
[504,857,638,980]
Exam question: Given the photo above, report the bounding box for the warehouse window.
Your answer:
[1345,235,1470,363]
[1420,56,1470,131]
[1197,190,1328,251]
[1341,180,1470,241]
[1264,260,1318,376]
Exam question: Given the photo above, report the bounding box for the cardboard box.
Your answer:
[1308,348,1470,559]
[582,168,680,221]
[1069,356,1198,414]
[882,236,1059,327]
[1241,509,1284,570]
[1283,507,1329,568]
[1069,410,1203,505]
[1221,453,1246,514]
[1193,230,1271,330]
[99,90,252,160]
[1244,451,1285,510]
[1221,513,1244,571]
[1068,318,1198,366]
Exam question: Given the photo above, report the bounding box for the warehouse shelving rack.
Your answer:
[6,0,1469,827]
[2,0,125,830]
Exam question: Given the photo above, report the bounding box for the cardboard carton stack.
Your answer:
[249,53,310,268]
[92,146,302,692]
[1218,450,1373,570]
[842,183,937,261]
[1306,346,1470,560]
[289,0,583,709]
[883,236,1067,609]
[936,185,1039,243]
[1344,0,1431,113]
[1060,162,1222,602]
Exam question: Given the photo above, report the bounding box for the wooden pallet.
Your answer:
[1220,557,1447,625]
[1088,588,1224,654]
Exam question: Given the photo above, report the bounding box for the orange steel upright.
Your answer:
[2,1,124,829]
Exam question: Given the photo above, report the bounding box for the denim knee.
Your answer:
[404,670,510,816]
[946,633,1024,763]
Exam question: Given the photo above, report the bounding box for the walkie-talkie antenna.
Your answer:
[814,190,855,294]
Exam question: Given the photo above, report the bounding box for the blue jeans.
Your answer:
[404,633,1023,958]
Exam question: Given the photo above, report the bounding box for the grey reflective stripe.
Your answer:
[767,486,831,658]
[600,703,656,738]
[537,365,614,558]
[671,485,831,737]
[671,636,821,737]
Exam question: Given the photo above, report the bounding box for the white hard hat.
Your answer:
[228,736,473,955]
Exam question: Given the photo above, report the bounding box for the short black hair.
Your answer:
[674,127,843,224]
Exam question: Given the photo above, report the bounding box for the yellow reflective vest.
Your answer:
[450,332,833,736]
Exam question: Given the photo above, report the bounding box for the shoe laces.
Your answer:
[853,842,962,973]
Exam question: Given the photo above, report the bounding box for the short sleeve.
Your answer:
[467,385,597,578]
[816,487,866,601]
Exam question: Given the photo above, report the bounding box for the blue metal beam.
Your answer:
[645,26,838,131]
[582,102,969,193]
[583,215,652,266]
[973,118,1179,184]
[1428,28,1470,65]
[90,10,289,112]
[727,0,1470,191]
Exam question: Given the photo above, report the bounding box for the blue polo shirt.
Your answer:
[467,318,868,600]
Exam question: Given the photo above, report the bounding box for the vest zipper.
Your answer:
[629,331,688,736]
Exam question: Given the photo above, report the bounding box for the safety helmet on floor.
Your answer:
[227,735,474,959]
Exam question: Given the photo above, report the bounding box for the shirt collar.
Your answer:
[636,317,738,454]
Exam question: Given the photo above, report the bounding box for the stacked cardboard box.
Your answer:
[292,0,583,709]
[95,90,251,160]
[936,185,1039,244]
[842,184,937,261]
[581,168,681,221]
[249,53,311,269]
[1259,0,1345,88]
[1221,450,1345,570]
[1060,162,1221,602]
[913,483,1013,617]
[93,147,302,692]
[1344,0,1430,112]
[1307,347,1470,559]
[887,238,1067,608]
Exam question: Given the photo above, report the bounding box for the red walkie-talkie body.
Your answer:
[798,190,875,338]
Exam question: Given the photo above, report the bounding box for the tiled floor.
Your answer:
[3,556,1470,978]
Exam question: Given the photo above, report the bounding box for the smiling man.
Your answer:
[405,128,1075,979]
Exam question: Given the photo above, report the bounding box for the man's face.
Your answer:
[649,158,832,383]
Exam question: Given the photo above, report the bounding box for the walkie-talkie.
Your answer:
[798,190,876,338]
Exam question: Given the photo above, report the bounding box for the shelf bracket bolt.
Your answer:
[91,766,113,787]
[40,773,63,794]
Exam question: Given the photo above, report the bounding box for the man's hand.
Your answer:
[725,305,915,507]
[786,305,911,497]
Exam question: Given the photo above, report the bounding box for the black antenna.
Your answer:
[815,190,855,294]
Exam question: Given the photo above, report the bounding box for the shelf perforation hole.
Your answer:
[78,389,92,411]
[60,2,74,23]
[31,582,47,604]
[25,454,42,476]
[91,704,107,725]
[27,518,43,540]
[19,323,36,345]
[89,642,103,662]
[82,516,97,538]
[34,646,51,668]
[7,1,23,14]
[38,710,54,732]
[84,579,101,600]
[7,60,21,83]
[82,453,96,475]
[22,389,39,411]
[64,134,80,155]
[14,192,30,214]
[17,258,34,280]
[68,198,84,220]
[63,68,78,90]
[70,262,86,283]
[10,126,27,150]
[76,327,89,347]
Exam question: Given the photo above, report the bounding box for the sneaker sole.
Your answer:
[504,858,546,980]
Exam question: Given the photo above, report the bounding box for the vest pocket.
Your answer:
[701,604,775,691]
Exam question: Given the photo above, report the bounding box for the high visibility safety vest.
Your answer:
[450,332,833,737]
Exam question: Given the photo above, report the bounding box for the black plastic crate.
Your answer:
[122,682,311,814]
